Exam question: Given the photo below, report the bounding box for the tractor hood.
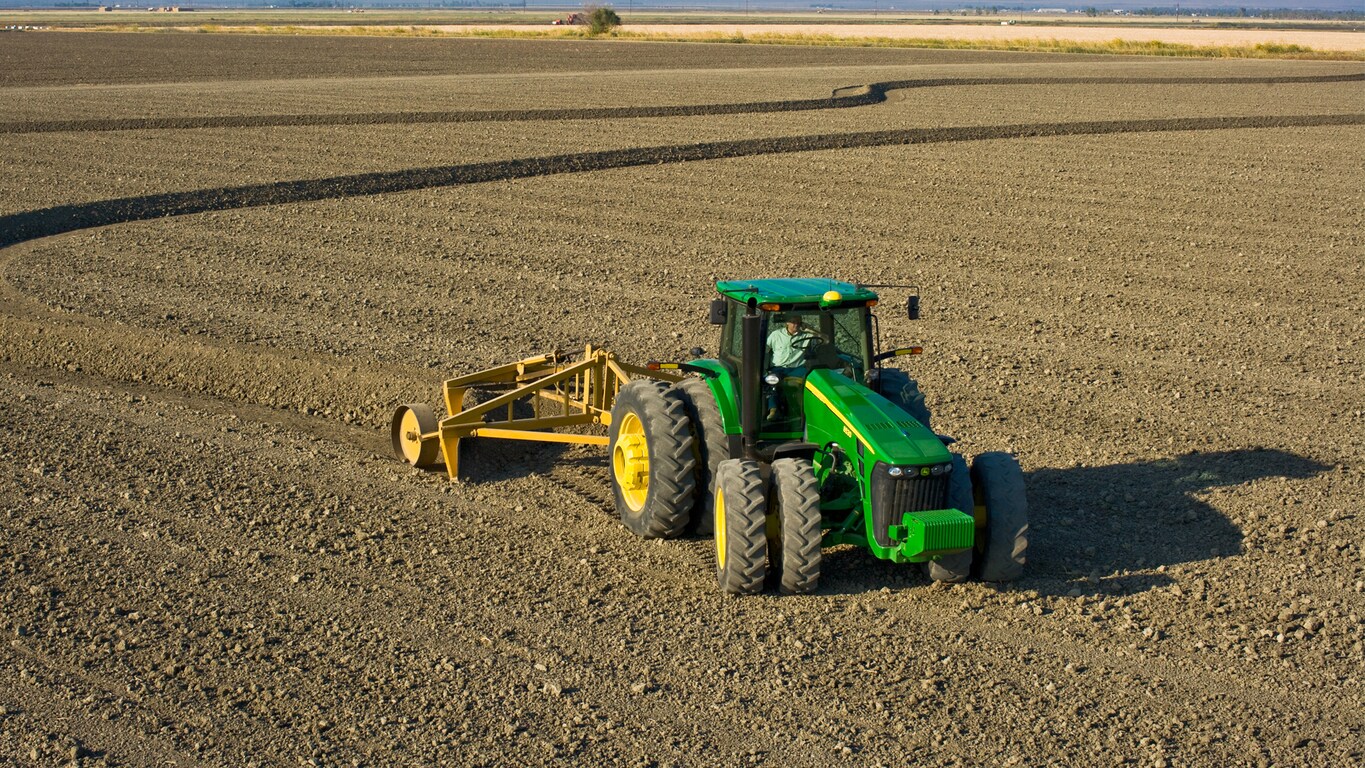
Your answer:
[802,369,950,466]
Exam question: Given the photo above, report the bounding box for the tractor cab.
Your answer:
[711,279,877,433]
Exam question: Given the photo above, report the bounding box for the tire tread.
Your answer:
[609,379,697,539]
[715,459,768,595]
[769,458,823,595]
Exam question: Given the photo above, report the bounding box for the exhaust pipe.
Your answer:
[741,304,761,460]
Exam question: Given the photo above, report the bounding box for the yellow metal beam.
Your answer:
[447,358,597,424]
[415,345,684,480]
[443,354,553,388]
[481,414,599,431]
[473,428,609,446]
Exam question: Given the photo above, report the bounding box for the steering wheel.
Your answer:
[803,340,845,370]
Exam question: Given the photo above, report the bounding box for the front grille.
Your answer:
[870,462,950,548]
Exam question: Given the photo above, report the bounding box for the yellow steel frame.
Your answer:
[419,345,681,479]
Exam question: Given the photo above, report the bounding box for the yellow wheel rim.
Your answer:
[612,412,649,512]
[399,407,427,465]
[714,485,727,569]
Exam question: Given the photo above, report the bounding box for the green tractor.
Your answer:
[610,278,1028,595]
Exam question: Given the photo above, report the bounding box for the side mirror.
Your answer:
[709,299,727,325]
[690,347,705,358]
[907,295,920,321]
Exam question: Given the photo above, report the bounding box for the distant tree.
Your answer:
[586,5,621,35]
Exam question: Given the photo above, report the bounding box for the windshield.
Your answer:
[763,307,870,379]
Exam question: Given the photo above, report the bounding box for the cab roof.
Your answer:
[714,278,878,306]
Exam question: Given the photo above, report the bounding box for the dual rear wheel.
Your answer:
[713,457,823,596]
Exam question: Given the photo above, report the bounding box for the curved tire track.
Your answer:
[2,73,1359,134]
[1,112,1361,250]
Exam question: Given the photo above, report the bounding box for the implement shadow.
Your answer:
[414,439,577,484]
[819,448,1329,598]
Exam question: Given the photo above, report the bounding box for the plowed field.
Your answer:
[1,32,1362,768]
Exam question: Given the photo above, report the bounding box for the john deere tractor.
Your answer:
[610,278,1028,595]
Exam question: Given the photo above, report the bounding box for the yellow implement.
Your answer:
[391,344,680,479]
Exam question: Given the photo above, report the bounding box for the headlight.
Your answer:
[885,463,951,478]
[764,373,780,386]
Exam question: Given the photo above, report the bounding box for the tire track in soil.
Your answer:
[5,347,1355,764]
[2,73,1359,135]
[0,73,1359,426]
[3,447,554,760]
[3,113,1362,251]
[537,463,716,586]
[468,455,1358,752]
[0,644,213,768]
[2,385,762,762]
[3,517,500,719]
[4,71,1360,767]
[98,403,1353,742]
[546,463,614,518]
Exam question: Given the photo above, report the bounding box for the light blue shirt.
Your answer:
[767,326,813,368]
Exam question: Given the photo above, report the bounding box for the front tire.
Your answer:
[876,368,932,430]
[925,452,973,583]
[713,459,768,595]
[767,458,822,595]
[971,452,1029,582]
[609,380,697,539]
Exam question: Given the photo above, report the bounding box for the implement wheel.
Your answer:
[767,458,822,595]
[609,380,697,539]
[925,452,973,583]
[971,452,1029,582]
[391,403,440,468]
[671,377,730,536]
[713,459,768,595]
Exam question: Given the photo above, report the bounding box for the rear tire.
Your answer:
[609,380,697,539]
[971,452,1029,582]
[767,458,823,595]
[671,377,730,536]
[925,453,973,583]
[713,459,768,595]
[876,368,932,430]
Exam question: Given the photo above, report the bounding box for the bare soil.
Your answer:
[0,34,1362,768]
[0,31,1067,89]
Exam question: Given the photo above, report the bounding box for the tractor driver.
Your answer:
[765,314,818,419]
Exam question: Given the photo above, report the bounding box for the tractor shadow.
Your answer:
[420,441,1329,599]
[819,448,1330,598]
